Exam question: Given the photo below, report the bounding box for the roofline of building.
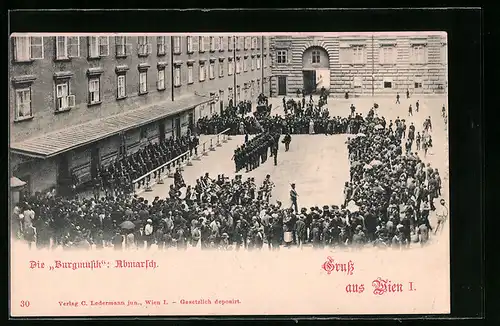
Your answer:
[10,97,212,159]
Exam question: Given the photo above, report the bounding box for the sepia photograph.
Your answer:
[9,31,451,316]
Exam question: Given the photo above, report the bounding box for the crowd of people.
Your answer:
[13,93,447,251]
[232,131,281,172]
[81,134,199,199]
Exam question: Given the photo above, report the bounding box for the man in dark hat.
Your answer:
[283,132,291,152]
[290,183,298,214]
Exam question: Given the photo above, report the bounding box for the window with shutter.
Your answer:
[14,37,31,61]
[56,36,68,59]
[56,83,69,110]
[15,88,33,120]
[88,37,99,58]
[88,78,100,104]
[117,74,126,98]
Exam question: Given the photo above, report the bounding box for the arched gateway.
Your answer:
[302,46,330,94]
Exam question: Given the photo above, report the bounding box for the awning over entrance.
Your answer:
[10,94,210,159]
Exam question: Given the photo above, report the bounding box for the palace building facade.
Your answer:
[9,34,272,194]
[270,33,447,97]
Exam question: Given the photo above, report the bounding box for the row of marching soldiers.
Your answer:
[232,130,281,173]
[89,133,199,200]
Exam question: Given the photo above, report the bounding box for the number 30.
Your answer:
[20,300,30,307]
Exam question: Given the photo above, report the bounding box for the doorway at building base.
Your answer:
[303,69,330,95]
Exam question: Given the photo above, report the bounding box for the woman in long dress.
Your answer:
[309,119,315,134]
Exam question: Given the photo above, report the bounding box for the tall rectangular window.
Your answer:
[157,69,165,90]
[138,36,151,56]
[13,37,30,61]
[257,56,261,70]
[228,60,234,75]
[228,36,233,51]
[55,81,75,111]
[173,36,181,54]
[199,63,206,81]
[117,74,126,98]
[187,36,193,53]
[263,55,267,68]
[139,71,148,94]
[15,88,32,120]
[277,50,287,64]
[56,36,68,59]
[115,36,131,57]
[209,62,215,79]
[199,36,205,52]
[157,36,166,55]
[89,36,109,58]
[219,61,224,77]
[243,57,248,72]
[352,46,364,64]
[210,36,215,52]
[13,36,45,61]
[218,36,224,51]
[312,50,321,63]
[88,78,100,104]
[174,66,181,86]
[237,36,242,50]
[236,59,241,74]
[379,45,396,64]
[187,65,193,84]
[251,57,255,70]
[411,44,426,64]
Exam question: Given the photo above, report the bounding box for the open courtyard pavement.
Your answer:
[135,94,450,252]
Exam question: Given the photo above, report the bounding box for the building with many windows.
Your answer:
[9,34,272,194]
[270,32,447,97]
